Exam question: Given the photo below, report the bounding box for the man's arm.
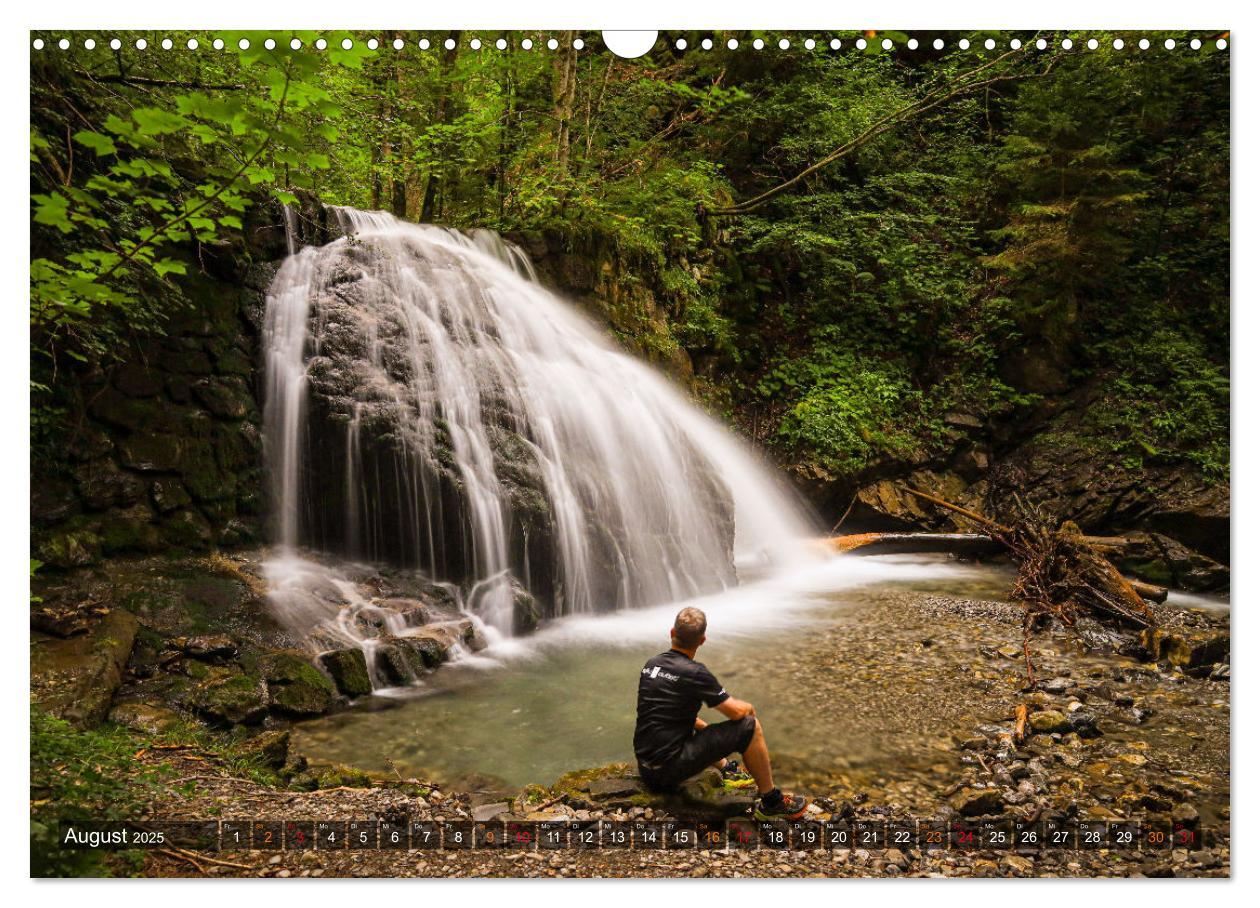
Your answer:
[715,697,756,721]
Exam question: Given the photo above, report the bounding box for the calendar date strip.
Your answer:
[59,818,1215,852]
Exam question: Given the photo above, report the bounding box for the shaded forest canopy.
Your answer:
[31,30,1229,497]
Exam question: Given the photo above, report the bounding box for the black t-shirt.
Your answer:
[633,649,730,771]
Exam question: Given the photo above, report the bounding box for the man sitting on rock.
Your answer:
[633,606,809,821]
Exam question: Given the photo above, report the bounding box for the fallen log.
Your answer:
[1129,578,1169,604]
[825,532,1169,603]
[825,532,1003,557]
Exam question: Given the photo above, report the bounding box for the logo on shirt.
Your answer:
[643,665,680,681]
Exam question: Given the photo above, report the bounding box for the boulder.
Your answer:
[259,651,338,716]
[189,672,269,725]
[108,701,183,735]
[150,479,192,514]
[375,639,425,685]
[35,527,102,569]
[1143,627,1230,674]
[319,648,373,698]
[30,610,139,728]
[72,459,145,510]
[849,471,974,532]
[192,376,252,419]
[548,764,753,821]
[237,729,291,771]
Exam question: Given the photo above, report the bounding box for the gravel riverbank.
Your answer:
[122,588,1228,879]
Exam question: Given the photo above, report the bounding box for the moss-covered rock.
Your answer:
[97,504,163,554]
[546,763,753,821]
[318,648,373,697]
[150,478,192,514]
[72,459,145,510]
[190,672,268,725]
[192,376,252,419]
[291,762,376,791]
[161,509,214,549]
[259,651,338,716]
[35,527,102,569]
[107,700,183,735]
[237,729,291,771]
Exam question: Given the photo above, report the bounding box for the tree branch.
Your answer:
[710,49,1064,216]
[75,71,246,91]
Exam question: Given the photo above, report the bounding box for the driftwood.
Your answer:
[1013,703,1029,745]
[893,487,1159,686]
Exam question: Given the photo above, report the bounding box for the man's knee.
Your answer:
[738,714,759,749]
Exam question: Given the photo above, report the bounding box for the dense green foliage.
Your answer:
[31,30,1229,486]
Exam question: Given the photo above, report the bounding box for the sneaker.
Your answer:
[720,760,756,790]
[753,791,809,821]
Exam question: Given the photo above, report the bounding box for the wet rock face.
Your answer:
[32,267,267,568]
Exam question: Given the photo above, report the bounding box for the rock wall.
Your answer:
[32,261,278,569]
[511,229,698,381]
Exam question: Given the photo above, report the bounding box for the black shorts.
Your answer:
[638,715,757,791]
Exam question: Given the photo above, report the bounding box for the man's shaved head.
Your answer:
[672,607,707,649]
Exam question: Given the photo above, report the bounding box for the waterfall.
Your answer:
[262,207,818,649]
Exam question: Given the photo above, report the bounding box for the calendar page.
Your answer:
[28,26,1230,883]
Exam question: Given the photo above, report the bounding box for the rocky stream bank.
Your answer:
[31,557,1229,878]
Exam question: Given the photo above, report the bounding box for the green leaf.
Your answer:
[73,131,117,156]
[32,194,73,233]
[153,259,187,277]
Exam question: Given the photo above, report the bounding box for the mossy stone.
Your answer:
[191,672,268,725]
[318,648,373,698]
[260,651,338,716]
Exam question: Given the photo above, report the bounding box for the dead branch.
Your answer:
[896,487,1159,685]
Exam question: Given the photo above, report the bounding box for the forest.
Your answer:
[32,31,1228,509]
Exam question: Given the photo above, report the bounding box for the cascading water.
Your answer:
[261,207,819,686]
